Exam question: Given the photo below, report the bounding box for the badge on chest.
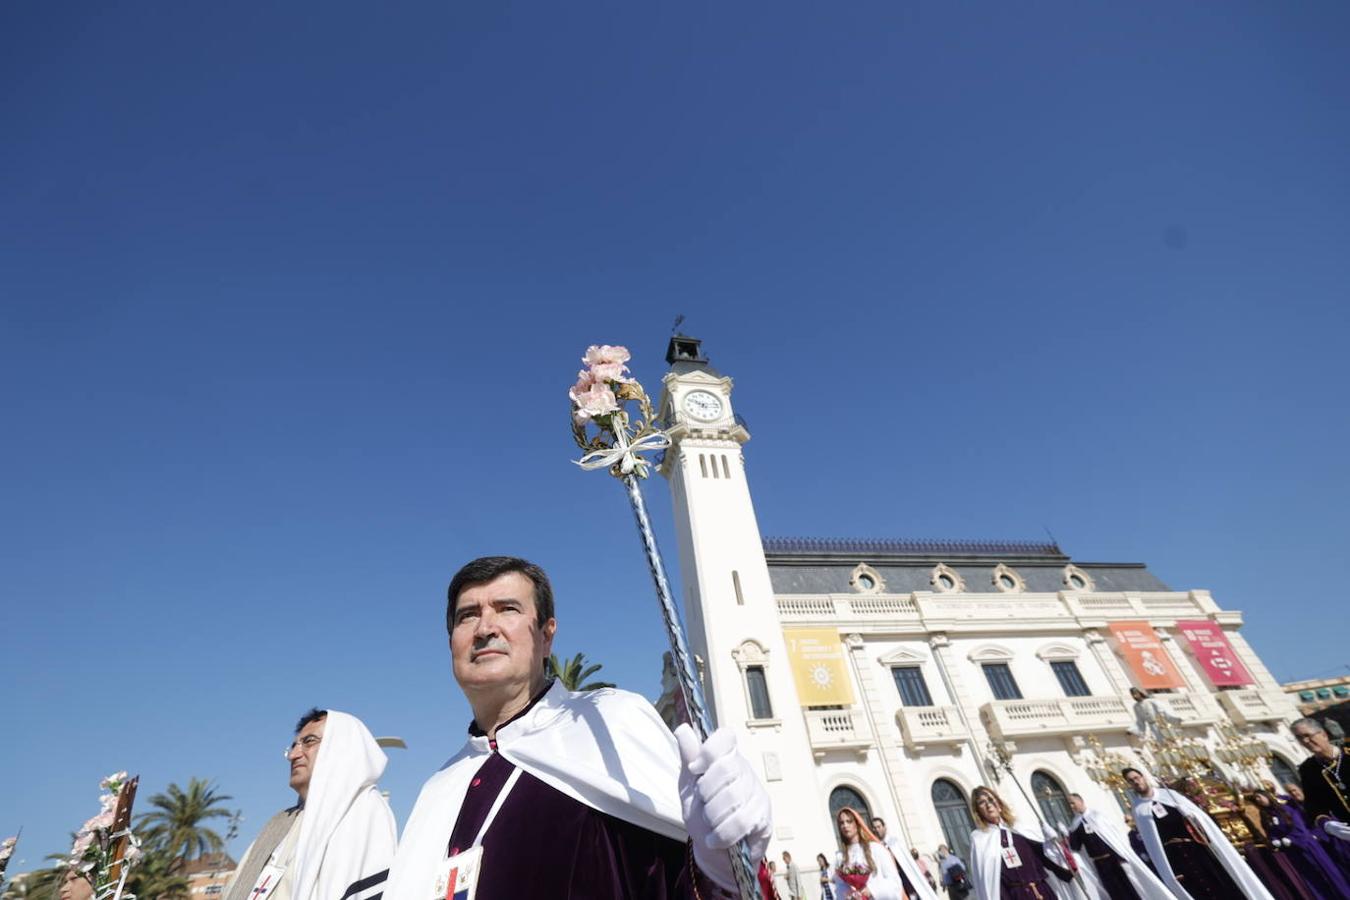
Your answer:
[1150,801,1169,819]
[248,864,285,900]
[433,846,483,900]
[1001,839,1022,869]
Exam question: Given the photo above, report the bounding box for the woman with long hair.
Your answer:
[966,786,1074,900]
[818,852,835,900]
[831,807,906,900]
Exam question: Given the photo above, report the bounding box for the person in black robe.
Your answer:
[1066,795,1141,900]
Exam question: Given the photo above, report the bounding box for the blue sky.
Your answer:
[3,0,1348,871]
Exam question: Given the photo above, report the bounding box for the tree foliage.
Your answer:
[135,779,235,865]
[547,652,616,691]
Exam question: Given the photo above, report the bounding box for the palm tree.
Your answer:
[135,780,235,866]
[547,652,615,691]
[125,847,190,900]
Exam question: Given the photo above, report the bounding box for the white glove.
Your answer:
[1325,821,1350,842]
[675,723,773,892]
[1042,823,1060,842]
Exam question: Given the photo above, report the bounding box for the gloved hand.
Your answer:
[675,724,773,891]
[1042,823,1060,842]
[1325,821,1350,842]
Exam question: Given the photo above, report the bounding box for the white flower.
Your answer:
[100,772,127,792]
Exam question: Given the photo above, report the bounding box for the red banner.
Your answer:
[1107,622,1186,690]
[1176,620,1253,687]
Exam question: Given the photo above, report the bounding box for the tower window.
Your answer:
[721,455,731,479]
[698,454,708,478]
[745,666,773,719]
[732,570,744,606]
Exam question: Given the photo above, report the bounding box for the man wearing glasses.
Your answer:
[221,709,397,900]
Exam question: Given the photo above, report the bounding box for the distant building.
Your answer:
[182,854,235,900]
[1283,674,1350,716]
[654,334,1305,863]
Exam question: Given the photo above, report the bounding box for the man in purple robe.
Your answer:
[1252,789,1350,899]
[384,556,774,900]
[1291,717,1350,868]
[1122,767,1273,900]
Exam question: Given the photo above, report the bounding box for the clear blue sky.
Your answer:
[4,0,1348,872]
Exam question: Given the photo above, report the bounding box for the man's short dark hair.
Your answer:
[295,707,327,734]
[1121,767,1143,780]
[871,816,885,826]
[446,556,555,632]
[1069,792,1084,802]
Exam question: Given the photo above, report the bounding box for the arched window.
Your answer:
[1269,755,1299,791]
[1031,771,1073,830]
[829,785,872,829]
[931,779,975,865]
[745,666,773,719]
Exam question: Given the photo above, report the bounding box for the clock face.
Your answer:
[682,390,724,422]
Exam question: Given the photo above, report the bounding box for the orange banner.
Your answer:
[1107,622,1185,690]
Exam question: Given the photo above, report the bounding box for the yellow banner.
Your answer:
[784,628,854,707]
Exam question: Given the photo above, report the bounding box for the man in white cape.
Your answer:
[222,709,397,900]
[1065,793,1171,900]
[383,556,773,900]
[869,816,940,900]
[1121,767,1273,900]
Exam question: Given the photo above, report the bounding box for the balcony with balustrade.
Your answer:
[1215,687,1295,727]
[1153,690,1223,726]
[980,695,1134,740]
[895,705,968,750]
[803,707,873,760]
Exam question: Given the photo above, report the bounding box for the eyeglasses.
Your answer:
[283,735,322,758]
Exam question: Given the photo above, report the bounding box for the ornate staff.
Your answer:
[569,344,759,899]
[68,771,143,900]
[985,743,1089,896]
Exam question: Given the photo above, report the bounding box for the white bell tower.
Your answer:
[656,334,821,846]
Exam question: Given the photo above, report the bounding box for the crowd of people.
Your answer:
[778,714,1350,900]
[43,554,1350,900]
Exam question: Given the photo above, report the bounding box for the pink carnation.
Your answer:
[70,831,95,860]
[571,382,619,424]
[582,345,630,367]
[588,361,631,383]
[100,771,127,791]
[568,369,596,401]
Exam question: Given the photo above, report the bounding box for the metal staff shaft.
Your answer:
[621,473,761,900]
[990,752,1088,897]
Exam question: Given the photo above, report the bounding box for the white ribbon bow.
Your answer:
[573,429,671,475]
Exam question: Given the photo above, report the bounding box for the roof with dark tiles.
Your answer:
[762,536,1172,594]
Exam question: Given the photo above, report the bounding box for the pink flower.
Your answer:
[82,810,114,834]
[123,844,143,864]
[70,832,95,860]
[571,382,619,424]
[588,361,631,383]
[100,793,118,813]
[100,771,127,791]
[568,369,596,401]
[582,345,630,367]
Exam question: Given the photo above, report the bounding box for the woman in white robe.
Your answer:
[832,808,906,900]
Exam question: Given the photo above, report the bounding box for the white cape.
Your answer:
[1068,811,1172,900]
[293,710,398,900]
[879,834,939,900]
[384,682,686,900]
[1131,788,1274,900]
[968,824,1076,900]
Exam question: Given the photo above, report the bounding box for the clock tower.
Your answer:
[656,334,822,848]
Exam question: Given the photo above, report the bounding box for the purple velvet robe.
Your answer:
[442,686,707,899]
[996,830,1073,900]
[1069,822,1141,900]
[1262,804,1350,899]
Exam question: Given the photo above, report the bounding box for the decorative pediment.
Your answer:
[730,639,770,667]
[967,643,1015,663]
[1035,643,1080,661]
[877,646,929,666]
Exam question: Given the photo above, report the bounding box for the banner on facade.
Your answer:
[1106,622,1186,689]
[783,628,855,707]
[1176,620,1253,687]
